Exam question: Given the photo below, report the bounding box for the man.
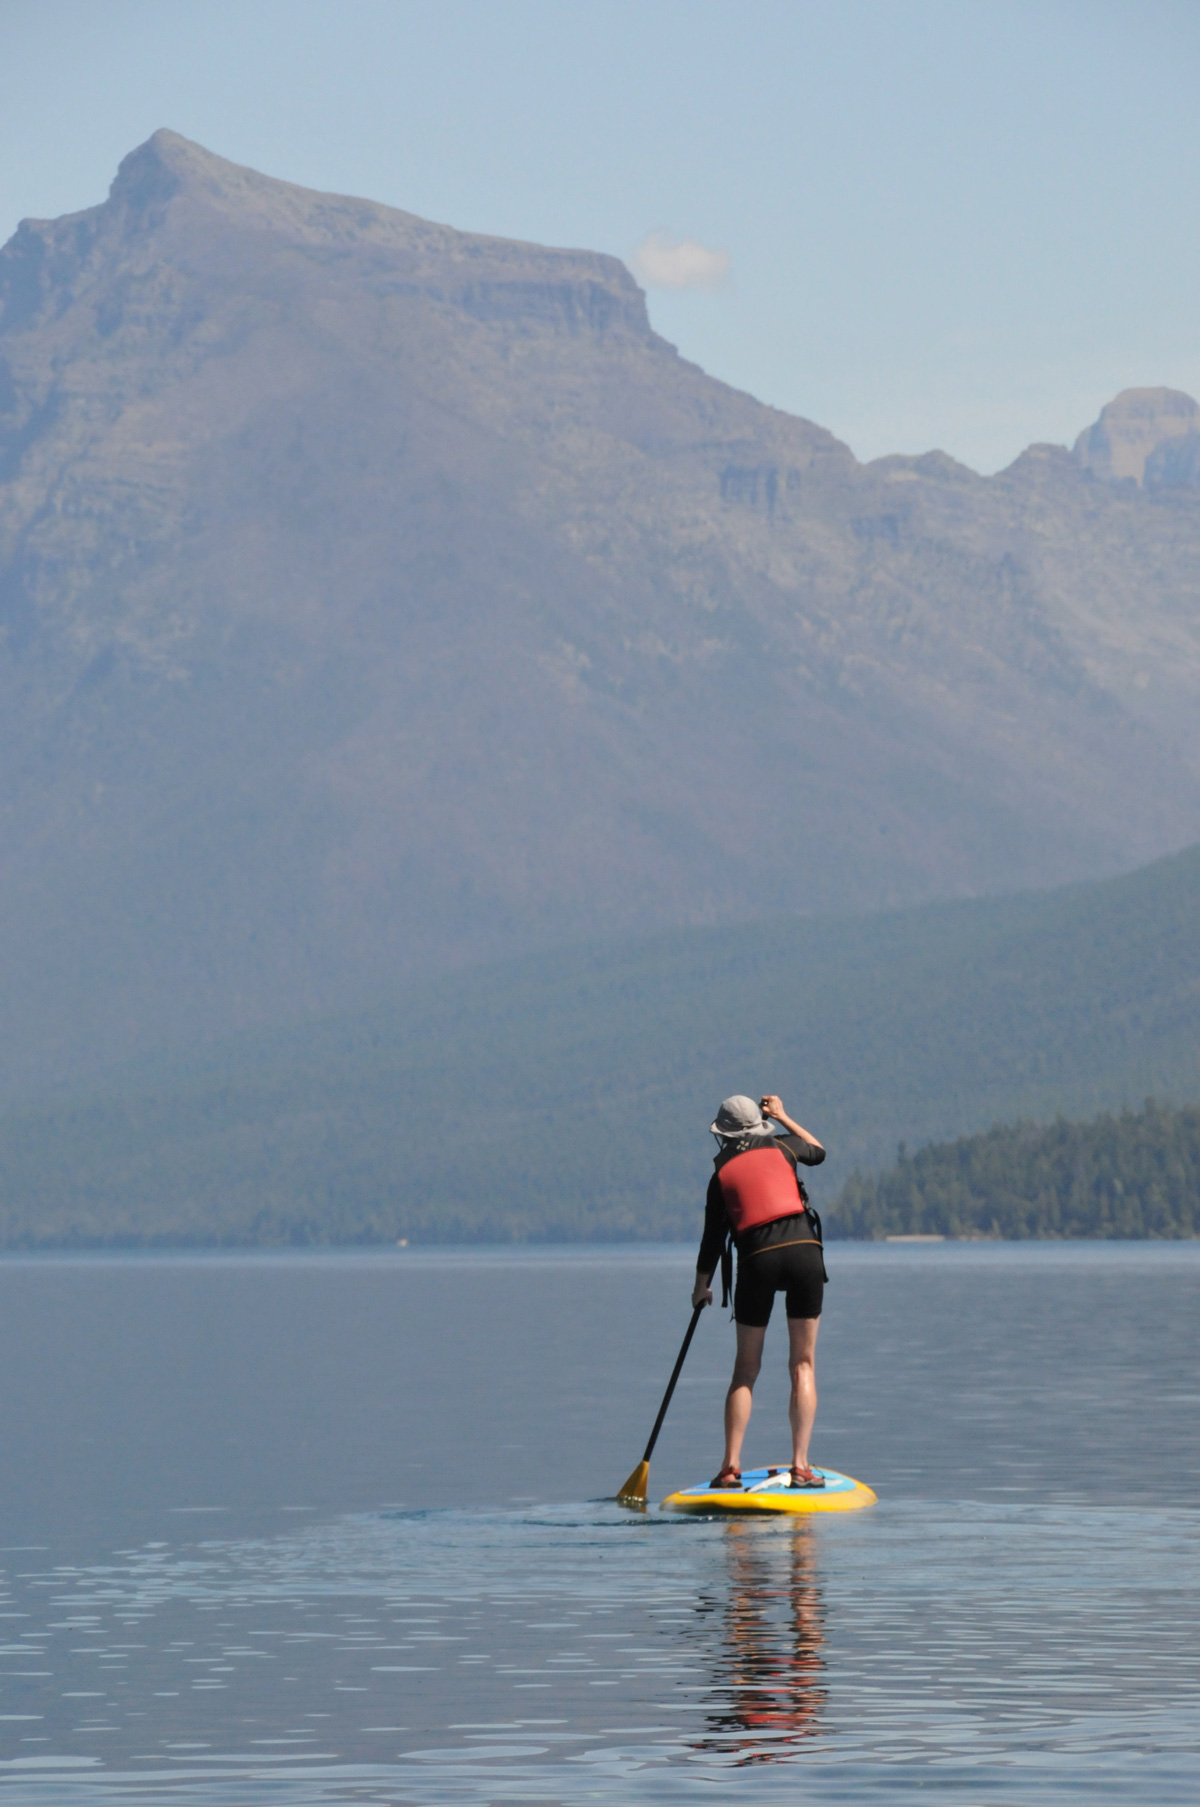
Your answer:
[693,1093,827,1489]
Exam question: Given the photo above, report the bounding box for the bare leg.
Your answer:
[787,1315,820,1470]
[723,1323,766,1471]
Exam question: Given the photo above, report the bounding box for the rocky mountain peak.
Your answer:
[1073,386,1200,487]
[1,129,653,344]
[108,127,437,250]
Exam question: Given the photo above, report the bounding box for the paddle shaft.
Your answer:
[640,1303,704,1464]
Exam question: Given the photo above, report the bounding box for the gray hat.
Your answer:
[710,1094,765,1139]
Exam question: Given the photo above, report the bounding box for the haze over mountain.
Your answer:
[3,130,1200,1088]
[2,840,1198,1248]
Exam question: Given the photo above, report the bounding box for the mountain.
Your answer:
[3,131,1200,1088]
[1,841,1198,1247]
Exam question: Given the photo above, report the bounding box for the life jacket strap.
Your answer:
[720,1232,734,1310]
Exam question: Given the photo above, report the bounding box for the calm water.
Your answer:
[0,1243,1196,1803]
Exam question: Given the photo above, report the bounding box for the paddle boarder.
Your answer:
[692,1093,827,1490]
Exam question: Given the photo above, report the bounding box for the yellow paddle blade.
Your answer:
[616,1459,650,1507]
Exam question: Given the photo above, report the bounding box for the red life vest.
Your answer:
[717,1145,806,1235]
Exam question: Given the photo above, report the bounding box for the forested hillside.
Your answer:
[0,841,1198,1247]
[829,1099,1200,1240]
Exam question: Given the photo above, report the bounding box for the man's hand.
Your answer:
[692,1277,713,1309]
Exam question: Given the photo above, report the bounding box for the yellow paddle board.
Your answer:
[662,1464,876,1514]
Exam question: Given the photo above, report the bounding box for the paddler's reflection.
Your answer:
[690,1521,826,1762]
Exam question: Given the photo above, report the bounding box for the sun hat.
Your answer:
[710,1094,765,1139]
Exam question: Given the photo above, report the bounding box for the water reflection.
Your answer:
[692,1521,826,1763]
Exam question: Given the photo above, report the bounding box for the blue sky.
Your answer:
[3,0,1198,471]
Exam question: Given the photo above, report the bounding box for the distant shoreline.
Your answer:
[0,1234,1195,1260]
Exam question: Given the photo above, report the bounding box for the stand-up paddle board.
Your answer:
[662,1465,876,1514]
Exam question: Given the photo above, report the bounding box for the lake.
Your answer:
[0,1242,1196,1803]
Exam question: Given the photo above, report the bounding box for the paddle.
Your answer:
[616,1302,704,1507]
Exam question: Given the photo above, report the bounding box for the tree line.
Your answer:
[827,1098,1200,1239]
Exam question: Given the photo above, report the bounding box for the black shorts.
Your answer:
[734,1239,824,1328]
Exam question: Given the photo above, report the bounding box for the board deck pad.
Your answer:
[662,1464,876,1514]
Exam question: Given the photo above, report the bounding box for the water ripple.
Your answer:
[0,1499,1197,1802]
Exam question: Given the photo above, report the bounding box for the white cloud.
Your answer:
[629,230,731,292]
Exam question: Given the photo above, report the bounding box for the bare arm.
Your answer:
[760,1094,825,1155]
